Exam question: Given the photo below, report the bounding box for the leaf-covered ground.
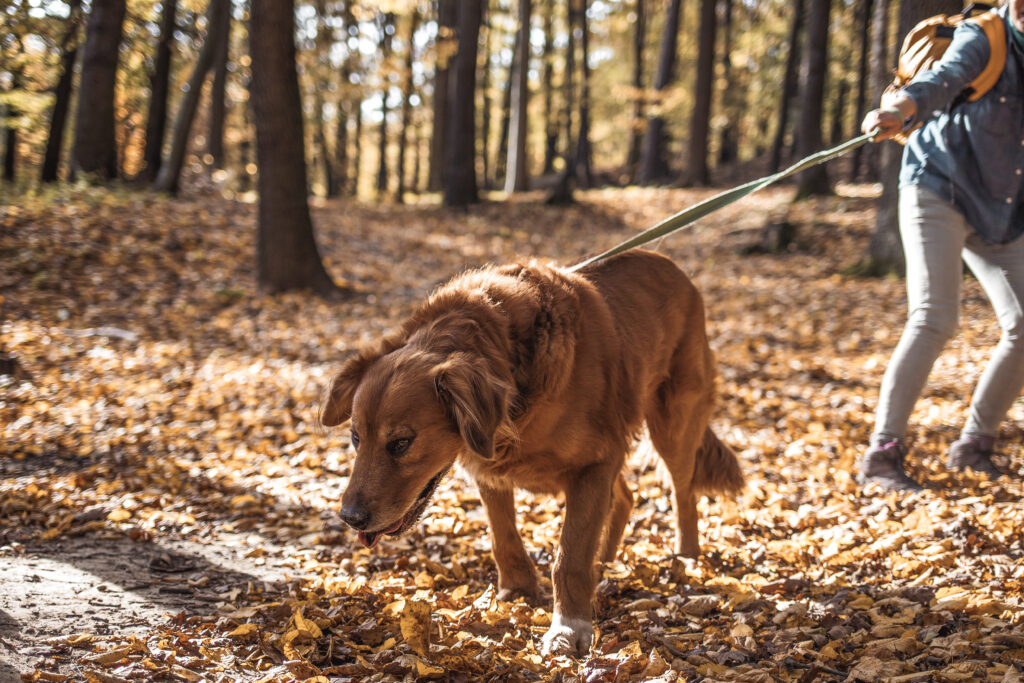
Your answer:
[2,184,1023,683]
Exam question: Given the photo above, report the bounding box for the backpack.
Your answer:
[886,3,1007,144]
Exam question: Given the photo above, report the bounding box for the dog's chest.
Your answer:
[460,449,567,494]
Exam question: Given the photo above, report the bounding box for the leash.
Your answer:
[569,130,880,272]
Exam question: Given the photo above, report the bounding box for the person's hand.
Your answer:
[861,108,905,141]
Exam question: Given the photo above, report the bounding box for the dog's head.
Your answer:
[321,343,511,548]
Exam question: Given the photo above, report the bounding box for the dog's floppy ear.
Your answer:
[320,356,369,427]
[433,353,509,459]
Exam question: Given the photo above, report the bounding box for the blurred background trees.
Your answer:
[1,0,955,277]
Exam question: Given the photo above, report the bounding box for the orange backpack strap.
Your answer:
[965,10,1007,101]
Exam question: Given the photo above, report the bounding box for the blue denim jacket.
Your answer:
[900,4,1024,244]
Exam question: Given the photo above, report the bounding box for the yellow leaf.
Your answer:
[452,584,469,601]
[107,509,131,522]
[229,623,259,639]
[415,658,445,677]
[400,599,432,657]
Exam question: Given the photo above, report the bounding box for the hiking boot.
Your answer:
[947,436,1003,478]
[857,440,923,492]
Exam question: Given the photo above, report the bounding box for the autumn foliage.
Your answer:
[2,185,1023,681]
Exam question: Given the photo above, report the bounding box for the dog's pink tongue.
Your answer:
[357,531,381,548]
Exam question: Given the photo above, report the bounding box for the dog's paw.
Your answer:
[497,584,545,606]
[539,615,593,657]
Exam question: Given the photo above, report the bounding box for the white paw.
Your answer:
[540,614,593,657]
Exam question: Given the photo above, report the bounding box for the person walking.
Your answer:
[858,0,1024,491]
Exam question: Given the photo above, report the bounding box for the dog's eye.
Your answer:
[387,437,413,457]
[350,432,360,449]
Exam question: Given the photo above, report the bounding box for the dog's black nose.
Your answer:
[339,504,371,530]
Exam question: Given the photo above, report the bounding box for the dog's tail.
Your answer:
[692,427,744,495]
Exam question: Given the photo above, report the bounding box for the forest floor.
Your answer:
[1,183,1023,683]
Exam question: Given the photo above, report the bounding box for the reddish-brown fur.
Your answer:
[320,249,743,656]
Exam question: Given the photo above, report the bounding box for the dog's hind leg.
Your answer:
[645,346,715,558]
[599,471,633,563]
[478,482,542,603]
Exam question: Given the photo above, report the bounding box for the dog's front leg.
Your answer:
[478,482,542,603]
[540,463,616,657]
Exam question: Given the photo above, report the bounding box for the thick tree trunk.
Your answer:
[443,0,482,207]
[625,0,646,178]
[139,0,177,181]
[250,0,338,296]
[376,12,395,197]
[505,0,531,193]
[541,0,557,175]
[683,0,717,186]
[208,5,230,170]
[71,0,127,180]
[849,0,874,180]
[428,0,457,192]
[638,0,683,185]
[865,0,961,274]
[41,0,84,183]
[154,0,230,193]
[397,10,420,201]
[770,0,804,173]
[794,0,832,198]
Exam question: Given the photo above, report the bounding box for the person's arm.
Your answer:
[861,19,991,140]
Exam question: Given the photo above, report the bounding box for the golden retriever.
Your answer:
[320,249,743,656]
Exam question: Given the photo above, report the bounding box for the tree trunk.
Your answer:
[684,0,717,186]
[717,0,739,166]
[865,0,961,274]
[208,4,230,170]
[863,0,890,181]
[830,79,849,147]
[769,0,804,173]
[3,78,16,182]
[541,0,557,175]
[71,0,127,180]
[625,0,646,178]
[546,0,579,203]
[139,0,177,181]
[794,0,832,198]
[412,117,423,193]
[505,0,531,193]
[443,0,482,207]
[428,0,457,191]
[639,0,683,185]
[397,10,420,201]
[495,30,518,189]
[154,0,230,193]
[250,0,339,296]
[849,0,874,180]
[353,99,364,196]
[480,6,493,189]
[576,0,593,187]
[41,0,84,183]
[334,1,358,197]
[376,12,395,198]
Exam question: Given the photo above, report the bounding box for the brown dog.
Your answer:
[320,249,743,656]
